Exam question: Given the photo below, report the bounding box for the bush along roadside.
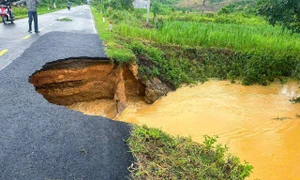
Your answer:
[127,41,300,87]
[127,125,253,180]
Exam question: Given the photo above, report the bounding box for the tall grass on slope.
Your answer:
[127,125,253,179]
[119,21,300,56]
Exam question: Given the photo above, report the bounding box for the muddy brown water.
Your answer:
[69,80,300,180]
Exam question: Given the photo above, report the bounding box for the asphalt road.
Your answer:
[0,5,134,180]
[0,5,98,70]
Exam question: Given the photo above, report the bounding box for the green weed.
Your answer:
[56,17,72,21]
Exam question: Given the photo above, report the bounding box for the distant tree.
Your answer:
[151,1,162,23]
[258,0,300,33]
[120,0,134,10]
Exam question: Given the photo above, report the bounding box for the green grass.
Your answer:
[167,12,266,26]
[92,7,136,64]
[127,125,253,179]
[127,40,300,86]
[119,20,300,57]
[127,41,208,87]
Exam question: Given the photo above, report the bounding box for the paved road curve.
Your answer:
[0,5,133,179]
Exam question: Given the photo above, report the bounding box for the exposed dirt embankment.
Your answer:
[29,58,172,117]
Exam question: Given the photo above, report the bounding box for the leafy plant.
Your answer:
[151,0,162,23]
[258,0,300,34]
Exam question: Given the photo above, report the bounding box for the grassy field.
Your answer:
[92,8,136,64]
[119,20,300,56]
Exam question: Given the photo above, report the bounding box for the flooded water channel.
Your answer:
[70,80,300,180]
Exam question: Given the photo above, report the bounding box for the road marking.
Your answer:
[22,35,32,40]
[89,8,97,34]
[21,23,56,40]
[0,49,8,56]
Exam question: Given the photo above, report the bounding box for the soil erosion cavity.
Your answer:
[29,58,148,118]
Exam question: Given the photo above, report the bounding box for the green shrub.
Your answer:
[128,42,207,87]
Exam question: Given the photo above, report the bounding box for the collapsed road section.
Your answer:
[0,32,135,179]
[29,57,174,118]
[29,58,146,116]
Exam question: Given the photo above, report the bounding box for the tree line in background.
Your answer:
[209,0,300,34]
[257,0,300,34]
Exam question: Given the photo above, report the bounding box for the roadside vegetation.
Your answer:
[127,125,253,179]
[92,0,300,87]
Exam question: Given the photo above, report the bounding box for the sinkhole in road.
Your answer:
[29,58,147,118]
